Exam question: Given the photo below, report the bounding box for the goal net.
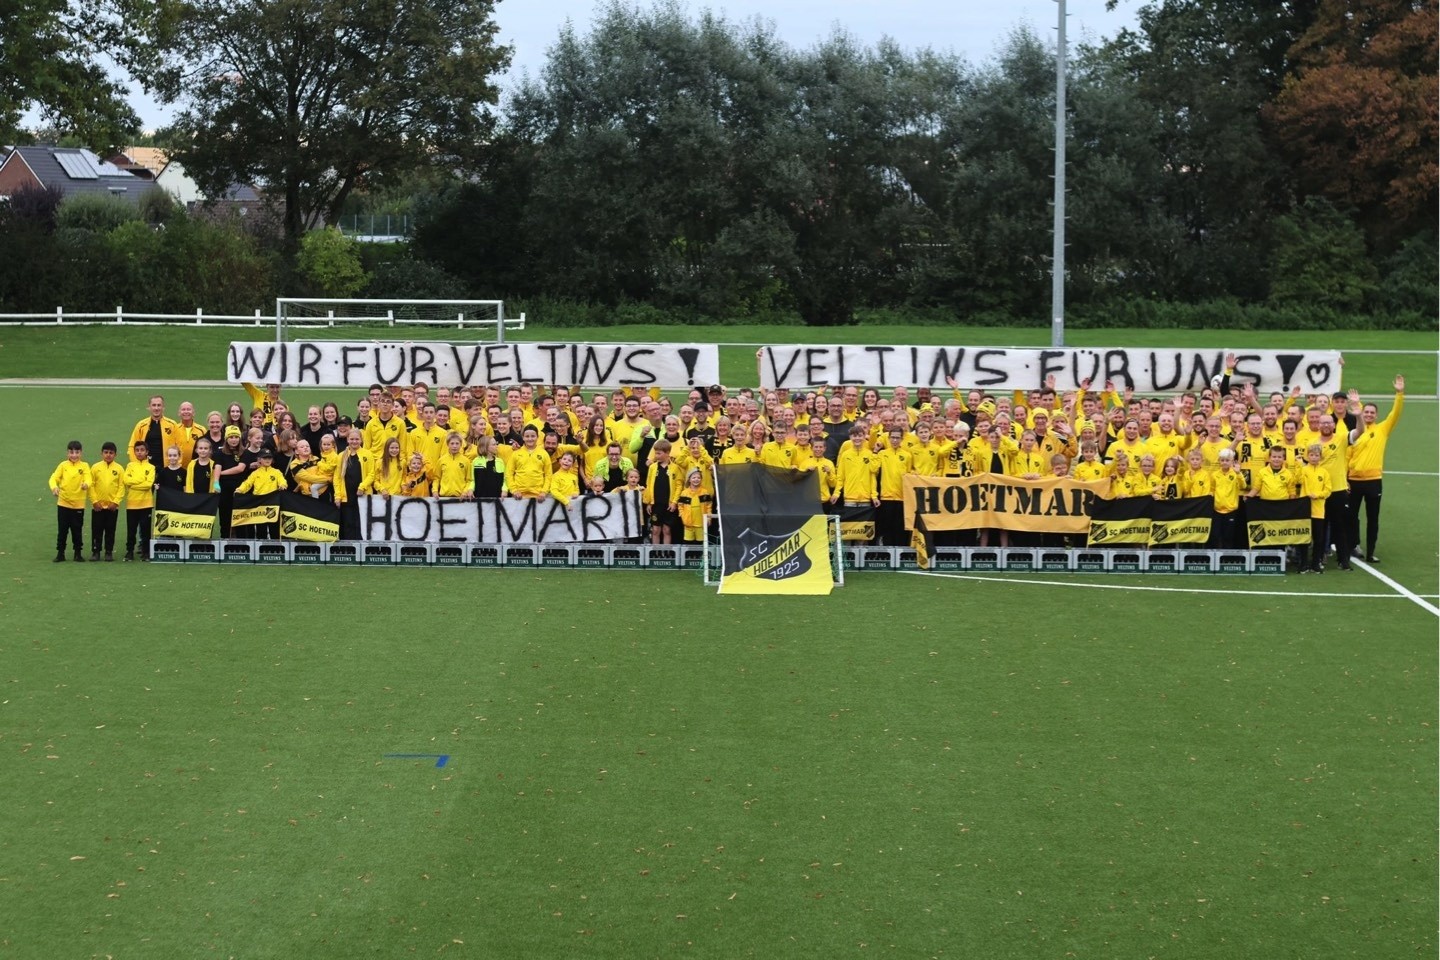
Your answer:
[274,298,522,342]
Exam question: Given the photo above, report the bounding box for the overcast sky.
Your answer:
[128,0,1136,131]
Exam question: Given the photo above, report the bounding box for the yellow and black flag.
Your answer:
[231,492,281,529]
[280,492,341,542]
[717,464,833,595]
[1246,499,1311,548]
[1087,496,1153,545]
[1147,497,1213,547]
[154,488,218,539]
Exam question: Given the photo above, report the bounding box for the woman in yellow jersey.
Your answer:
[361,438,406,497]
[1298,443,1332,573]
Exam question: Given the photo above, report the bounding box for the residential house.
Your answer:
[0,146,160,204]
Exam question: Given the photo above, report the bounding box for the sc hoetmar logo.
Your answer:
[155,514,171,535]
[1250,523,1267,544]
[1151,522,1170,544]
[282,516,298,536]
[1089,523,1110,543]
[737,527,812,581]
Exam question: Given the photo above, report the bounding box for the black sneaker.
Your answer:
[123,553,134,562]
[73,553,85,562]
[53,553,65,563]
[1365,554,1379,564]
[89,550,100,561]
[104,552,114,562]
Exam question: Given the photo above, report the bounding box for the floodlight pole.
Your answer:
[1051,0,1068,348]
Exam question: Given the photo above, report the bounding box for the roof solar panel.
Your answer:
[55,151,99,179]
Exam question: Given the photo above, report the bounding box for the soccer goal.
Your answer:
[274,298,524,343]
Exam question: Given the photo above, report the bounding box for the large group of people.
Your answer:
[48,353,1406,572]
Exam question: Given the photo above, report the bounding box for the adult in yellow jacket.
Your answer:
[128,395,186,463]
[1346,375,1403,562]
[49,440,91,561]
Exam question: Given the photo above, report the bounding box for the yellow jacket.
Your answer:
[89,459,125,508]
[49,460,92,509]
[123,461,157,508]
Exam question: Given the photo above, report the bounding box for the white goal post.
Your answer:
[274,298,525,343]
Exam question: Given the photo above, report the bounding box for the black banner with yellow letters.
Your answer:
[154,488,218,539]
[280,493,341,542]
[1245,498,1311,548]
[230,492,281,529]
[717,464,832,595]
[1088,496,1214,547]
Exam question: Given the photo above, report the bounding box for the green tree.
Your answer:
[0,0,174,149]
[1267,197,1377,312]
[159,0,510,240]
[297,228,367,297]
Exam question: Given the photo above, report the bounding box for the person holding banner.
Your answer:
[234,448,285,540]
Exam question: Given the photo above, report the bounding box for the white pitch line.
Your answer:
[901,568,1420,601]
[1350,560,1440,618]
[1386,470,1440,477]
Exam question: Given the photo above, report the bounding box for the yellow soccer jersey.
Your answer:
[1211,468,1243,514]
[435,453,473,497]
[1298,463,1331,519]
[49,460,92,509]
[1252,465,1295,501]
[834,444,879,501]
[235,465,285,497]
[89,459,125,508]
[122,461,156,508]
[507,447,553,497]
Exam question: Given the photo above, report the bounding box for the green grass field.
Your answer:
[1,324,1436,958]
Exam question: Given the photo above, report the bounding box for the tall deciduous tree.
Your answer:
[0,0,174,148]
[159,0,510,240]
[1267,0,1438,244]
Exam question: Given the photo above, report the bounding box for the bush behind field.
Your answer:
[512,296,1433,331]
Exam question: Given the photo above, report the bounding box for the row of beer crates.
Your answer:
[152,540,1291,574]
[150,539,717,569]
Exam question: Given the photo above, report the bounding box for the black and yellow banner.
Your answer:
[1088,496,1213,547]
[717,464,832,595]
[281,494,341,542]
[1246,498,1312,548]
[904,473,1108,534]
[231,492,281,528]
[836,502,877,542]
[154,488,218,539]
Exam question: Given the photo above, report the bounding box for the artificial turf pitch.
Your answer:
[1,356,1436,957]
